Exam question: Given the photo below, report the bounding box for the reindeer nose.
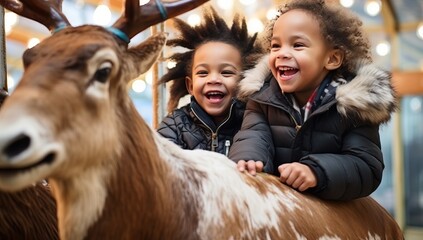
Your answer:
[3,133,31,159]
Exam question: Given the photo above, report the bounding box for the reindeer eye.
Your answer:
[94,62,112,83]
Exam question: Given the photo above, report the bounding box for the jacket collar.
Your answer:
[190,97,244,131]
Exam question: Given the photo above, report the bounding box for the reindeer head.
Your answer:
[0,0,209,191]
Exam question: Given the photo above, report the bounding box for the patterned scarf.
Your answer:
[292,73,346,122]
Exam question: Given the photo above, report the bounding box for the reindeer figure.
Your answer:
[0,0,403,239]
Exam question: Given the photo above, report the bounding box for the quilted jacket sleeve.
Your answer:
[156,113,182,147]
[228,99,275,173]
[302,124,384,201]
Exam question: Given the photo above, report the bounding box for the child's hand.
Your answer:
[278,163,317,191]
[237,160,263,176]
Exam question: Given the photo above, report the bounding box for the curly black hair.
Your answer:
[160,7,265,112]
[263,0,371,77]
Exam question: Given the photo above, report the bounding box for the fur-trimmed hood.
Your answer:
[237,55,398,125]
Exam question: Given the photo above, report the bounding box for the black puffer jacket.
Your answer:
[157,97,245,156]
[229,56,397,201]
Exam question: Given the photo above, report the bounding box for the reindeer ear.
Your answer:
[127,32,167,79]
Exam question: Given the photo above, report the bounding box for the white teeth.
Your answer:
[207,91,223,96]
[279,67,295,71]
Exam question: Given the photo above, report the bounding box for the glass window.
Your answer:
[402,96,423,227]
[398,32,423,71]
[391,0,423,23]
[372,119,395,215]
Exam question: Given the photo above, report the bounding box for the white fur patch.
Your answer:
[54,167,110,240]
[336,63,395,124]
[238,54,271,102]
[154,132,300,238]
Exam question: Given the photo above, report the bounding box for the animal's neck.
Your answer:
[50,106,192,239]
[84,118,176,238]
[50,167,111,240]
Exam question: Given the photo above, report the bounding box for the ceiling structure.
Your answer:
[2,0,423,95]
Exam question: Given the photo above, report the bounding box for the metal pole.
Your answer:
[0,7,8,93]
[0,7,9,107]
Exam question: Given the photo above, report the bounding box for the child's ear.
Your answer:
[185,76,194,95]
[325,48,344,70]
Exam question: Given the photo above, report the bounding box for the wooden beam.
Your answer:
[392,71,423,96]
[6,25,48,46]
[381,0,399,34]
[84,0,123,11]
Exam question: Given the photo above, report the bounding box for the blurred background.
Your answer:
[2,0,423,238]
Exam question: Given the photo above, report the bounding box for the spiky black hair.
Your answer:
[160,7,265,112]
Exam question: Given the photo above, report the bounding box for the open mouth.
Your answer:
[0,152,56,175]
[205,91,225,101]
[278,67,298,77]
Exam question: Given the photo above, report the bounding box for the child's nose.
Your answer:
[277,47,292,59]
[207,73,222,84]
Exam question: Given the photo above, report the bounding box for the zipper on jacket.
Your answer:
[295,124,301,132]
[224,140,231,156]
[253,99,302,132]
[288,113,301,132]
[191,101,235,152]
[211,133,218,151]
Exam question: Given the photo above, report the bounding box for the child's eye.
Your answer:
[222,70,236,77]
[271,43,280,49]
[294,42,305,48]
[195,70,208,77]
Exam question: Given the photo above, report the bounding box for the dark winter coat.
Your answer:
[157,97,245,156]
[229,55,397,201]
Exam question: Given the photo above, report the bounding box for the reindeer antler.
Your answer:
[0,0,70,32]
[112,0,209,40]
[0,0,209,41]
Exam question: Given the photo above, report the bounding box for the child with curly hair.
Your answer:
[156,7,264,156]
[229,0,397,200]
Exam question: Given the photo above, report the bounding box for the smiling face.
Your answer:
[186,41,242,123]
[269,9,342,106]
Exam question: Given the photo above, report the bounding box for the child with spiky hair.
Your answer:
[156,7,265,155]
[229,0,398,200]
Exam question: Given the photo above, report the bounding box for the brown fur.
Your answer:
[0,182,58,239]
[209,172,404,239]
[79,108,201,239]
